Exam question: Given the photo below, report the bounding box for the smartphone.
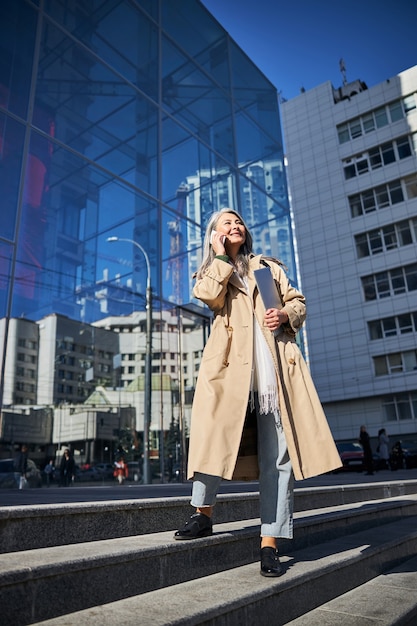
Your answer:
[210,231,225,245]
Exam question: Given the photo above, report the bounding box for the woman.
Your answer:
[377,428,390,469]
[60,449,75,487]
[174,209,341,577]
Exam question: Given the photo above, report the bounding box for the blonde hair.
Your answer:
[196,208,253,279]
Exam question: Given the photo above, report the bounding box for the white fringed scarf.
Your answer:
[252,318,280,415]
[237,271,281,418]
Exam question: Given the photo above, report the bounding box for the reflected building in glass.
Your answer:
[0,1,296,470]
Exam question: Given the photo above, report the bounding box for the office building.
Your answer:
[282,66,417,442]
[0,0,295,462]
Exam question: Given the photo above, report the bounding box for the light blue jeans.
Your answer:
[191,402,294,539]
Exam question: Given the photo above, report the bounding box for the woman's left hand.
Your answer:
[264,308,289,331]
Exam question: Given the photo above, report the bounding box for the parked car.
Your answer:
[0,458,42,488]
[74,466,102,482]
[335,442,364,472]
[94,463,114,479]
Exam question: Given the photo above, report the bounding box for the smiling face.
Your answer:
[215,212,246,252]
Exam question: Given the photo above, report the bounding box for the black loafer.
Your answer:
[260,547,283,577]
[174,512,213,540]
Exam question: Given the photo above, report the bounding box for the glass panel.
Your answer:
[374,356,388,376]
[0,113,26,240]
[396,220,412,246]
[381,224,397,250]
[368,321,382,340]
[161,116,201,204]
[397,396,412,420]
[398,314,413,334]
[390,268,406,295]
[160,206,195,305]
[363,190,376,212]
[355,234,369,258]
[405,263,417,292]
[369,148,382,169]
[382,318,396,337]
[381,142,395,165]
[250,214,295,279]
[382,397,397,421]
[35,20,159,195]
[396,136,412,160]
[375,271,390,298]
[374,106,388,128]
[388,352,402,373]
[356,158,369,175]
[45,0,159,99]
[389,100,403,122]
[161,37,234,162]
[362,113,375,133]
[349,120,362,139]
[344,164,356,180]
[375,185,389,208]
[338,124,349,143]
[349,194,362,217]
[405,174,417,199]
[0,241,12,317]
[362,275,376,301]
[388,181,404,204]
[412,392,417,419]
[161,0,225,73]
[0,1,37,120]
[368,230,383,254]
[235,109,280,168]
[403,94,416,114]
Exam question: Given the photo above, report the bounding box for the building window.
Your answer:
[343,134,416,180]
[355,218,415,258]
[362,263,417,301]
[337,93,416,144]
[382,393,417,421]
[349,179,404,217]
[368,312,417,340]
[374,350,417,376]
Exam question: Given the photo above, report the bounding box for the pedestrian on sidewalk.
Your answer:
[359,425,374,475]
[60,449,75,487]
[377,428,390,469]
[113,457,128,485]
[174,208,341,577]
[14,444,29,489]
[44,459,56,487]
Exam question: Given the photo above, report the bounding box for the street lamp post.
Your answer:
[107,236,152,485]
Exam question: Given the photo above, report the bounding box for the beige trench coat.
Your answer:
[187,255,342,482]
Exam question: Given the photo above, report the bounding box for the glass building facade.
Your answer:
[0,0,295,470]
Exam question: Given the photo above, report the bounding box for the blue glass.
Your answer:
[0,0,37,120]
[161,36,233,163]
[161,1,226,78]
[35,20,159,197]
[0,241,12,317]
[44,0,159,100]
[0,113,26,241]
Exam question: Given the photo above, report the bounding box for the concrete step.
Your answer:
[287,554,417,626]
[1,478,416,553]
[1,494,417,625]
[30,515,417,626]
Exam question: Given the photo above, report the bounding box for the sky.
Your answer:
[201,0,417,101]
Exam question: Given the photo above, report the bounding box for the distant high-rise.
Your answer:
[282,66,417,441]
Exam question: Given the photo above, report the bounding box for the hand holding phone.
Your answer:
[210,230,226,245]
